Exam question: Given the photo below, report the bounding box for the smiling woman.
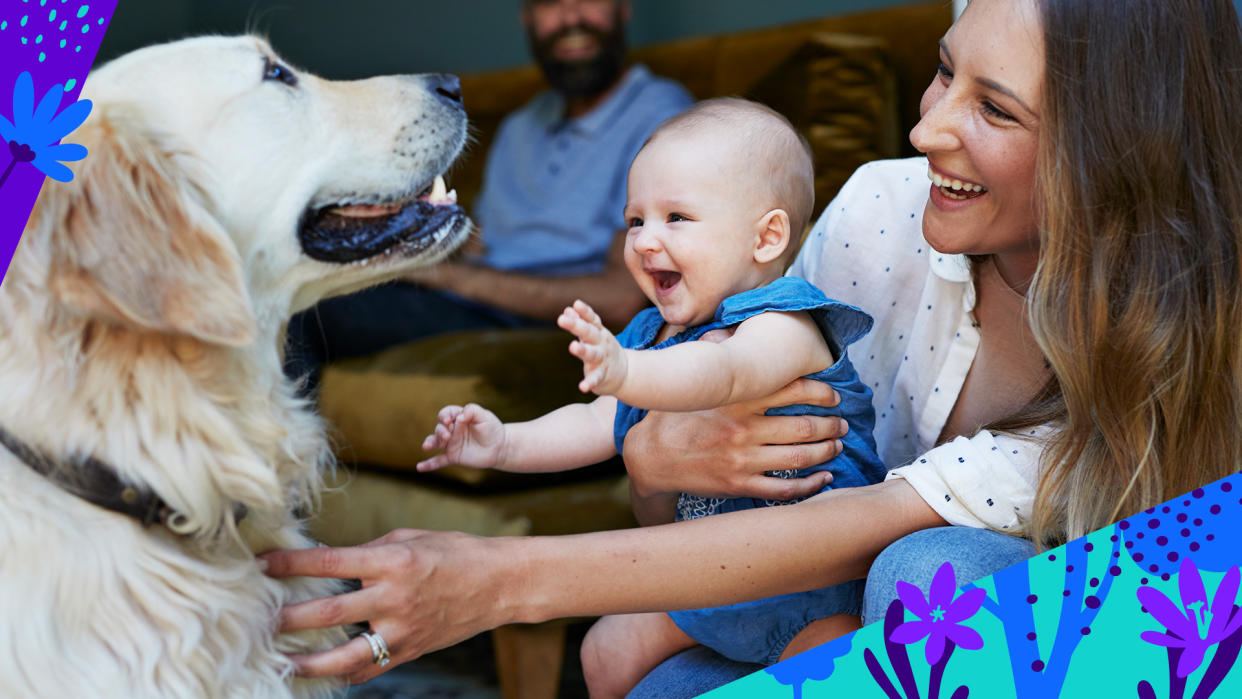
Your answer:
[260,1,1242,695]
[911,0,1043,286]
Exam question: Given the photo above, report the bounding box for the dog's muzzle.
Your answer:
[299,197,468,263]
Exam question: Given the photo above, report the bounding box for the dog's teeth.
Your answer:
[446,188,457,204]
[430,175,446,202]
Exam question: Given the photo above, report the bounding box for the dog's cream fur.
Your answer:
[0,36,468,697]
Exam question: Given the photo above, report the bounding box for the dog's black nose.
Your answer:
[428,73,462,106]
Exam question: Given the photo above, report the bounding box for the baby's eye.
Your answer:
[936,61,953,82]
[627,217,643,228]
[668,213,688,223]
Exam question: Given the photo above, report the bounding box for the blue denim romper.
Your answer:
[613,276,886,664]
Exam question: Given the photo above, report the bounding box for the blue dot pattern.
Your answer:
[5,2,104,62]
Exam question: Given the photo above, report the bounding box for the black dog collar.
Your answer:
[0,423,243,534]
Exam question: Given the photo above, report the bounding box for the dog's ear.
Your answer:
[47,107,257,347]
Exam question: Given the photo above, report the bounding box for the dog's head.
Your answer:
[31,35,469,348]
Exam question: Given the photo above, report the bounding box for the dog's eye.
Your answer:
[262,57,298,87]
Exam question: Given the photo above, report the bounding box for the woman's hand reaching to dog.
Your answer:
[261,478,942,686]
[261,529,513,686]
[262,373,852,685]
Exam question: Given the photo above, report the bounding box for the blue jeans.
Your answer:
[627,526,1036,698]
[283,282,542,393]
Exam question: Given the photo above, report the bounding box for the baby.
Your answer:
[420,98,886,695]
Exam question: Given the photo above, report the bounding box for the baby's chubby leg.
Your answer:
[778,613,861,661]
[581,612,698,699]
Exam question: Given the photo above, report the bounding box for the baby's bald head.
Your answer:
[643,98,815,239]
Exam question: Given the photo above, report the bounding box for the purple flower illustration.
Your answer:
[1138,558,1242,678]
[889,561,987,665]
[0,71,92,188]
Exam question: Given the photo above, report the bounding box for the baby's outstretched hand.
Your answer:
[417,403,506,471]
[557,300,628,395]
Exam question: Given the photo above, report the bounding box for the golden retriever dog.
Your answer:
[0,36,468,697]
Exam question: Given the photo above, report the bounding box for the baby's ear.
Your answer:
[753,209,791,265]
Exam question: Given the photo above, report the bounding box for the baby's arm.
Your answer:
[417,396,618,473]
[560,300,833,412]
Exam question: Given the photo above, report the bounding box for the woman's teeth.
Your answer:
[927,166,987,199]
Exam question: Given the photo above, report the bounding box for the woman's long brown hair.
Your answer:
[1024,0,1242,546]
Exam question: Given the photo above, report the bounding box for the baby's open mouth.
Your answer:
[927,166,988,201]
[650,270,681,292]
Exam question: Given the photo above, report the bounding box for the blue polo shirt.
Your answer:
[473,64,693,276]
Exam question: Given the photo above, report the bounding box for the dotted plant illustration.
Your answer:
[1121,484,1237,587]
[0,70,91,188]
[963,527,1122,698]
[866,561,984,698]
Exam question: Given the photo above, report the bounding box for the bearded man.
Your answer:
[285,0,692,390]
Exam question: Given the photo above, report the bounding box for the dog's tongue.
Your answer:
[329,203,404,218]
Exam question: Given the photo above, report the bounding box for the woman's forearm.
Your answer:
[264,477,944,682]
[508,478,946,624]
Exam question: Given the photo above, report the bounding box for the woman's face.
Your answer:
[909,0,1044,265]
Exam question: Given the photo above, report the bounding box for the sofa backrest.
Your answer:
[453,1,952,220]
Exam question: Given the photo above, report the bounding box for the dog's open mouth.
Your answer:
[298,175,467,263]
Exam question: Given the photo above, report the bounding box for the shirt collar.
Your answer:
[928,247,975,310]
[929,249,972,284]
[549,64,651,137]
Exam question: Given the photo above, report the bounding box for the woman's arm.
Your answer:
[405,230,648,329]
[262,478,944,685]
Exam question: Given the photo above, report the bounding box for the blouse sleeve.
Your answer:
[885,426,1052,535]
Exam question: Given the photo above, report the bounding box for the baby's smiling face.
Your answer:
[622,130,778,333]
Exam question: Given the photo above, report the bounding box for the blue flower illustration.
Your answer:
[889,561,987,665]
[765,632,853,699]
[1138,558,1242,678]
[0,71,92,187]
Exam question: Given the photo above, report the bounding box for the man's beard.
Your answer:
[528,19,627,98]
